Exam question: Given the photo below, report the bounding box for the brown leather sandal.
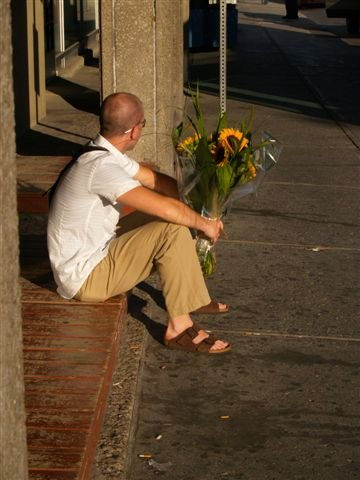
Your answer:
[164,324,231,354]
[191,300,229,315]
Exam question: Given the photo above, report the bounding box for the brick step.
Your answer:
[17,155,135,215]
[17,155,70,213]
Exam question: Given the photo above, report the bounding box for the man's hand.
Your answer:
[201,218,224,244]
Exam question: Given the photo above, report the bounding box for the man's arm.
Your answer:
[117,186,223,243]
[135,164,179,199]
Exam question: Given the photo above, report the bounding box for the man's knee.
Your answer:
[165,223,194,244]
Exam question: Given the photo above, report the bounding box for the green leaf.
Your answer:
[215,162,234,197]
[172,121,183,146]
[245,107,254,136]
[190,85,207,138]
[215,112,228,137]
[184,137,216,214]
[195,137,214,170]
[186,114,200,138]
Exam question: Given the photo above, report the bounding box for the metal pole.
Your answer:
[219,0,227,115]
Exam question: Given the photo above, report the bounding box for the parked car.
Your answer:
[325,0,360,34]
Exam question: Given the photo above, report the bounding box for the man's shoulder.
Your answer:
[77,146,113,166]
[85,135,140,178]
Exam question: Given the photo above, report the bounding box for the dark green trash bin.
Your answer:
[188,3,238,51]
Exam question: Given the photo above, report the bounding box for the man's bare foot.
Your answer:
[165,314,229,352]
[192,300,229,315]
[191,328,229,351]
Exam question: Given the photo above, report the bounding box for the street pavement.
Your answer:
[119,2,360,480]
[90,2,360,479]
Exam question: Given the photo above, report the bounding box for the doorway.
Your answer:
[13,0,101,156]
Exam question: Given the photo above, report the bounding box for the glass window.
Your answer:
[64,0,80,49]
[53,0,98,54]
[81,0,96,36]
[62,0,97,49]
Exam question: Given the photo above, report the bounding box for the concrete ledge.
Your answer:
[21,230,128,480]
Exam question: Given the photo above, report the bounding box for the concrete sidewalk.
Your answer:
[91,2,360,479]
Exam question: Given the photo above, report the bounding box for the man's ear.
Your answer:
[130,125,141,141]
[129,128,136,140]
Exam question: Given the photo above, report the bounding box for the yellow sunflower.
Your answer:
[176,133,200,153]
[212,144,229,167]
[218,128,248,154]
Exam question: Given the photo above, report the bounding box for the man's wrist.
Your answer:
[196,214,210,234]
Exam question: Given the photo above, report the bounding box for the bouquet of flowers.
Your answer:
[172,89,281,276]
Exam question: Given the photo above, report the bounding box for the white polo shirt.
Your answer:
[47,134,141,299]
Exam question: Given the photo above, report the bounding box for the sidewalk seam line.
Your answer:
[218,239,360,251]
[265,181,360,190]
[210,330,360,342]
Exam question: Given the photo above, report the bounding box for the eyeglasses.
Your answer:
[123,118,146,134]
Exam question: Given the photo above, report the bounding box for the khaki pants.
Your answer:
[74,212,211,318]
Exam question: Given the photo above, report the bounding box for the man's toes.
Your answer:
[210,339,229,351]
[192,329,229,351]
[192,330,208,345]
[217,302,228,312]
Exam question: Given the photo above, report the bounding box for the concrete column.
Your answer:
[0,1,29,479]
[99,0,116,99]
[100,0,185,174]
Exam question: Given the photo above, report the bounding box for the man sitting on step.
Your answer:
[47,92,231,354]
